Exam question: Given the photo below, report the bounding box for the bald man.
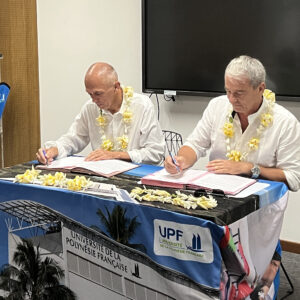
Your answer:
[37,62,165,165]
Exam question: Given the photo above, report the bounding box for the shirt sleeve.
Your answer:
[276,116,300,192]
[127,99,165,165]
[45,103,91,158]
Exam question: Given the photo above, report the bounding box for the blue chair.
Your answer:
[0,82,10,118]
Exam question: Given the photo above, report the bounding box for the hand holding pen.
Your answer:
[164,153,182,174]
[36,147,58,165]
[42,150,49,166]
[170,153,181,173]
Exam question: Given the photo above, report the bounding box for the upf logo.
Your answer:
[159,226,183,241]
[154,219,214,263]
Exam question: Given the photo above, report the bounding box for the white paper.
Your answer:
[145,168,206,184]
[231,182,270,198]
[38,156,137,176]
[191,173,256,195]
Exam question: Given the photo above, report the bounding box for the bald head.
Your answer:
[85,62,123,113]
[85,62,118,88]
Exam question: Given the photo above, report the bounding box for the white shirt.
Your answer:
[45,93,165,165]
[185,95,300,191]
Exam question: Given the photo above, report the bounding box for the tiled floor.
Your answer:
[277,251,300,300]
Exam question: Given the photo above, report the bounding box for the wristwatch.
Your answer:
[251,164,260,179]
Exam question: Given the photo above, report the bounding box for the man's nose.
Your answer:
[228,94,238,103]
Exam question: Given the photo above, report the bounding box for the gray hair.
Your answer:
[225,55,266,88]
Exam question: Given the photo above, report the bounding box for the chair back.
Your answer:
[162,130,183,158]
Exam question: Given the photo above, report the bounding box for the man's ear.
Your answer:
[114,81,121,91]
[259,82,266,93]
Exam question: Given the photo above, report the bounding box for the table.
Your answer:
[0,162,288,300]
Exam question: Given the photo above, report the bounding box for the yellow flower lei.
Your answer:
[15,168,91,191]
[130,187,217,210]
[96,86,134,151]
[223,89,275,161]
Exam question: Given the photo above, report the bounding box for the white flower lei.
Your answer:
[96,86,134,151]
[223,89,276,161]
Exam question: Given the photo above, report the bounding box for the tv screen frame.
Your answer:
[142,0,300,101]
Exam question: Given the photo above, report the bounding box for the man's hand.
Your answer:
[85,149,131,161]
[36,147,58,165]
[164,155,185,174]
[206,159,252,176]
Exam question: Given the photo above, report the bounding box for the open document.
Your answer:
[141,168,256,195]
[37,156,138,177]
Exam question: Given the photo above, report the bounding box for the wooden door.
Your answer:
[0,0,40,167]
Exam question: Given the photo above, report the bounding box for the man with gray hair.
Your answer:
[164,55,300,299]
[37,62,165,165]
[165,55,300,191]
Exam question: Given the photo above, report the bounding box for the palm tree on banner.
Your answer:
[92,205,146,253]
[0,238,76,300]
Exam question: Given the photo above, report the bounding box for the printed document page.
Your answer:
[38,156,138,176]
[191,173,256,194]
[144,168,206,184]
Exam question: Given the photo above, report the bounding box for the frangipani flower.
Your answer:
[123,110,133,124]
[40,174,56,186]
[123,86,134,99]
[117,135,129,150]
[54,172,67,182]
[261,113,273,127]
[223,122,234,138]
[101,139,114,151]
[67,175,90,191]
[96,115,106,127]
[263,89,276,102]
[15,166,41,183]
[227,150,242,161]
[39,172,67,187]
[248,138,260,150]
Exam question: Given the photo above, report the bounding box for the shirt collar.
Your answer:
[231,97,267,123]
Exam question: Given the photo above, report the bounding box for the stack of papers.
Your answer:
[37,156,138,177]
[141,169,256,195]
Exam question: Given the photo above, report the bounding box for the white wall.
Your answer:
[36,0,300,243]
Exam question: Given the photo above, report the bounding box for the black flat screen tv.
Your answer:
[142,0,300,101]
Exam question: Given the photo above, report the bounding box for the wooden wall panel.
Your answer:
[0,0,40,167]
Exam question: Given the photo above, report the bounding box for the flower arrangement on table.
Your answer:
[15,166,91,191]
[96,85,134,151]
[223,89,276,162]
[130,187,217,210]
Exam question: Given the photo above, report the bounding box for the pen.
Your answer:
[42,149,48,166]
[170,153,180,173]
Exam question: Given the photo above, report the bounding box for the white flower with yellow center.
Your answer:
[117,134,129,150]
[15,166,41,183]
[101,138,114,151]
[223,122,234,138]
[226,150,242,162]
[248,138,260,151]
